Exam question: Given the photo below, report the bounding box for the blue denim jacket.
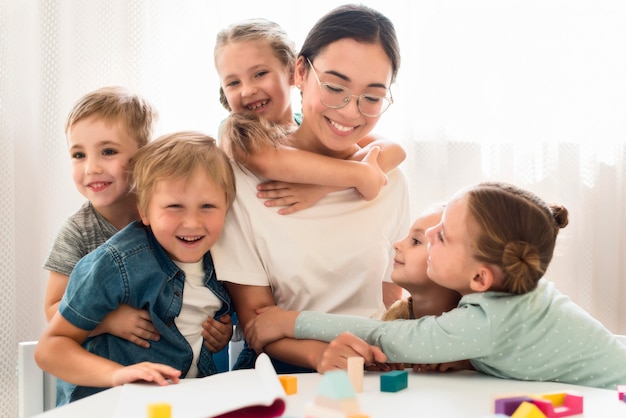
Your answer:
[57,221,232,405]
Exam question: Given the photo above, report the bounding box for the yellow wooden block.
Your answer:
[279,375,298,395]
[147,402,171,418]
[511,401,547,418]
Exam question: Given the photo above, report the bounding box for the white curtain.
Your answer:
[2,1,624,415]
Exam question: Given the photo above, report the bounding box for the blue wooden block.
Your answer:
[380,370,408,392]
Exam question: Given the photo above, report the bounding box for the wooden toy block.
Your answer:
[494,395,535,415]
[312,370,361,416]
[347,356,364,393]
[380,370,408,393]
[305,403,348,418]
[617,385,626,401]
[279,375,298,395]
[147,402,171,418]
[531,391,583,418]
[317,370,356,400]
[511,401,547,418]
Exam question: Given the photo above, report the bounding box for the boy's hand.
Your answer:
[316,332,387,373]
[202,314,233,352]
[257,182,340,215]
[95,304,159,348]
[111,362,181,387]
[245,306,298,352]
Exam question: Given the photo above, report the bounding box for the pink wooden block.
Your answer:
[531,391,583,418]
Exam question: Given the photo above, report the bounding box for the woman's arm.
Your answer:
[225,282,333,371]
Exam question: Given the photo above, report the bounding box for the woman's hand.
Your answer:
[244,306,298,352]
[202,314,233,353]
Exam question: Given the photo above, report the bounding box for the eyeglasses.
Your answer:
[306,57,393,117]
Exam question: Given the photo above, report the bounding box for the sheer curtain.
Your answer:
[2,1,624,415]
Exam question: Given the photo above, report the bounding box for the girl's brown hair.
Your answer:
[466,182,569,294]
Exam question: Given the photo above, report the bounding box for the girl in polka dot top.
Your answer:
[245,181,626,389]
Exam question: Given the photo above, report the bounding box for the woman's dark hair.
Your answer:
[299,4,400,83]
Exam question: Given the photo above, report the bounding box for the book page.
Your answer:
[113,353,286,418]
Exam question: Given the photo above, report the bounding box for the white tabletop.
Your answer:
[35,370,625,417]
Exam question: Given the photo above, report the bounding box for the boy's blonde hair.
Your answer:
[129,131,236,217]
[214,18,297,111]
[65,86,157,147]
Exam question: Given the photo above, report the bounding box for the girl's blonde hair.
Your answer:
[65,86,157,147]
[466,182,569,294]
[219,112,292,163]
[129,131,236,216]
[214,18,297,111]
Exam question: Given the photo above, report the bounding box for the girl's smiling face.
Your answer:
[391,211,442,293]
[216,39,294,126]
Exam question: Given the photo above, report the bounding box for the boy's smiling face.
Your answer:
[139,167,228,263]
[67,116,138,211]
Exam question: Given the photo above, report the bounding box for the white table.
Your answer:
[34,370,625,417]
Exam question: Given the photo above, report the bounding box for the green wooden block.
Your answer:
[380,370,408,392]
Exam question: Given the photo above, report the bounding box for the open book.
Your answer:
[113,353,286,418]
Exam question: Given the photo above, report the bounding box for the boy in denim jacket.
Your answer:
[36,131,236,405]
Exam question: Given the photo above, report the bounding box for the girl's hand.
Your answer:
[257,182,340,214]
[111,362,181,387]
[202,314,233,353]
[244,306,298,352]
[351,146,388,201]
[315,332,387,373]
[95,304,159,348]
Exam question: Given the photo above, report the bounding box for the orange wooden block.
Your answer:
[279,375,298,395]
[147,402,171,418]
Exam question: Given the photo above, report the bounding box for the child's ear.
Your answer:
[469,265,497,292]
[138,206,150,226]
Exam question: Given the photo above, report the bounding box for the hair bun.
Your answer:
[501,241,542,294]
[550,204,569,229]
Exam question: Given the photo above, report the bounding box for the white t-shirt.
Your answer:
[211,163,410,318]
[173,260,222,378]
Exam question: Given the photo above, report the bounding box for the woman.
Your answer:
[211,4,410,373]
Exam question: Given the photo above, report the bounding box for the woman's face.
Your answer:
[293,38,393,158]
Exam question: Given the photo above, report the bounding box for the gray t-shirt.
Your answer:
[295,279,626,389]
[44,202,118,276]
